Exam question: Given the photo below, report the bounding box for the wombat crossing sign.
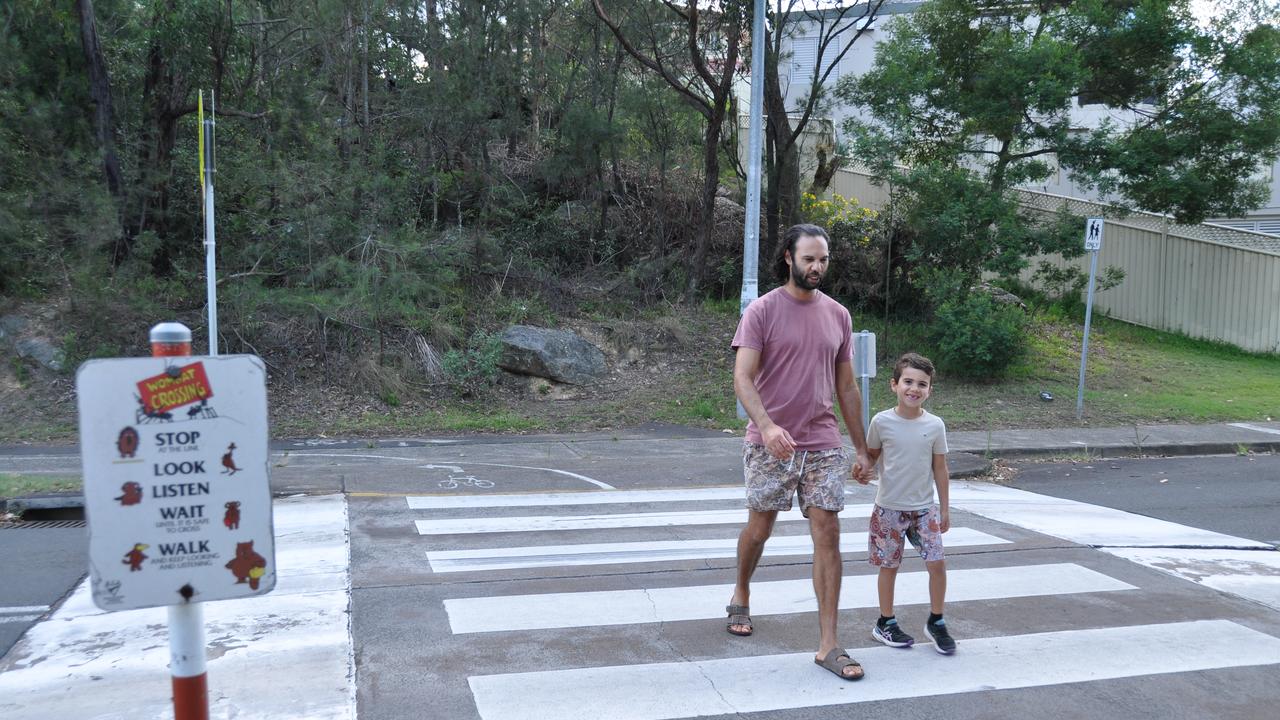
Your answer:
[76,355,276,611]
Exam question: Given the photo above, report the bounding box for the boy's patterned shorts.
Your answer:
[742,442,848,515]
[868,504,945,567]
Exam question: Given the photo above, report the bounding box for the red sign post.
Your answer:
[150,322,210,720]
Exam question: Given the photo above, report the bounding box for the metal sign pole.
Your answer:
[855,330,876,434]
[1076,218,1103,420]
[737,0,766,420]
[201,92,219,356]
[149,322,210,720]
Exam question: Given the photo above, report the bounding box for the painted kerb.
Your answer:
[829,167,1280,353]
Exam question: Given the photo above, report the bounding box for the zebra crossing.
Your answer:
[407,482,1280,720]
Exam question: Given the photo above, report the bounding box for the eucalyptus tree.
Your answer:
[592,0,747,299]
[760,0,883,250]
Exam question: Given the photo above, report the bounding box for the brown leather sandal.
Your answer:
[725,604,752,636]
[815,648,864,681]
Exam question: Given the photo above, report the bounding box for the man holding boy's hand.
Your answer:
[727,223,872,681]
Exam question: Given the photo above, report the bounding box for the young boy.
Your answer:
[865,352,956,654]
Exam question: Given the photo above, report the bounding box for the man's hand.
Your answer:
[852,451,873,485]
[761,424,796,461]
[939,508,950,533]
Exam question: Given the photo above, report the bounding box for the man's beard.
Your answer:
[792,263,824,290]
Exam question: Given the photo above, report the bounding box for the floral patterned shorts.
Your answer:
[742,442,848,515]
[868,504,945,567]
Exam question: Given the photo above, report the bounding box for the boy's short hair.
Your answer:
[892,352,935,382]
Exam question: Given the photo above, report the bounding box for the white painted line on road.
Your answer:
[426,527,1010,573]
[416,505,876,535]
[1229,422,1280,436]
[446,562,1135,633]
[456,462,615,489]
[0,605,48,614]
[0,494,355,720]
[296,453,615,489]
[1104,547,1280,611]
[0,615,41,624]
[468,620,1280,720]
[951,481,1272,549]
[408,486,746,510]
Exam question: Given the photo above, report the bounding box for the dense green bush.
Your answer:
[929,291,1027,379]
[440,330,504,397]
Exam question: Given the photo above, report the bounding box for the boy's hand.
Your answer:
[852,452,872,485]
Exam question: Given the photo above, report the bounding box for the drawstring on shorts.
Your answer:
[787,450,809,475]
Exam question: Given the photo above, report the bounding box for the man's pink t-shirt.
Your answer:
[731,287,854,450]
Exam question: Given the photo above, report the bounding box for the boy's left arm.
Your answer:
[933,453,950,532]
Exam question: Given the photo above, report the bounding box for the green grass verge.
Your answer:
[642,311,1279,435]
[0,473,83,499]
[853,314,1279,430]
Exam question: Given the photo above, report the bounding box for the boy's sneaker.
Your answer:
[872,618,914,648]
[924,618,957,655]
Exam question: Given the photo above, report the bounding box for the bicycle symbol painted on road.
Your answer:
[437,475,495,490]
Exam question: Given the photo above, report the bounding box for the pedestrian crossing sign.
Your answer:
[76,354,276,611]
[1085,217,1104,251]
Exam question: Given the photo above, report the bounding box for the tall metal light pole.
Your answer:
[737,0,766,419]
[199,91,219,356]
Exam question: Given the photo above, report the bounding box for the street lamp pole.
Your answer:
[738,0,766,419]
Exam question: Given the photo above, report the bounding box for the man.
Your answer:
[726,223,872,681]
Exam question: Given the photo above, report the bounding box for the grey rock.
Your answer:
[16,337,65,372]
[498,325,606,385]
[0,315,28,341]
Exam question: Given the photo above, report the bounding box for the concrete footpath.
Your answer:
[948,419,1280,460]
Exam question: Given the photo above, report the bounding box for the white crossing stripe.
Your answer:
[1104,547,1280,612]
[1,615,42,624]
[0,605,48,614]
[416,505,874,535]
[426,527,1010,573]
[468,620,1280,720]
[951,481,1272,549]
[407,486,746,510]
[445,562,1135,633]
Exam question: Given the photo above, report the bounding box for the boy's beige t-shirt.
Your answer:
[867,408,948,511]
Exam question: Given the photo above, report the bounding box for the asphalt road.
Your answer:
[0,524,86,655]
[335,443,1280,720]
[2,441,1279,719]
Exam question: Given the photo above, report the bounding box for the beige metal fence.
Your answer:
[830,167,1280,354]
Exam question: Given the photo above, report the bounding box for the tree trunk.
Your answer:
[807,144,843,197]
[127,0,192,269]
[763,43,798,253]
[75,0,123,204]
[687,118,722,300]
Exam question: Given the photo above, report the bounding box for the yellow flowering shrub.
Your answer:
[800,192,877,247]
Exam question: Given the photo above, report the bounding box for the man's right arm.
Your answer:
[734,346,795,460]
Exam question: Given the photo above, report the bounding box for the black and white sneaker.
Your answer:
[872,618,914,648]
[924,618,957,655]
